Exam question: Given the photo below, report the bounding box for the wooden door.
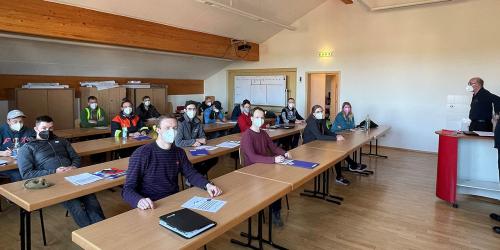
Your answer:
[16,89,48,128]
[48,89,74,129]
[307,73,326,115]
[108,87,126,120]
[152,88,166,114]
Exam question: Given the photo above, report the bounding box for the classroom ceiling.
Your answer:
[47,0,327,43]
[360,0,453,10]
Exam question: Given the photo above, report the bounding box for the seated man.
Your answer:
[280,97,304,149]
[240,107,290,227]
[17,115,104,227]
[136,96,161,122]
[204,100,226,124]
[0,110,36,182]
[80,96,108,128]
[237,99,252,132]
[111,99,149,137]
[175,101,218,179]
[122,114,222,210]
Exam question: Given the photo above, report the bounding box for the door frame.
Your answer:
[306,71,341,120]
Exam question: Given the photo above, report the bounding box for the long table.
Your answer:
[0,125,306,250]
[71,125,390,250]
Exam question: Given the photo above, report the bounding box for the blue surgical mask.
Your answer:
[252,117,264,128]
[161,128,177,144]
[186,110,196,119]
[123,107,132,115]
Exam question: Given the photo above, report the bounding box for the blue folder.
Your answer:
[190,149,209,156]
[287,160,318,169]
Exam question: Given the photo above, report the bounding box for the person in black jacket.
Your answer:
[467,77,500,131]
[303,105,358,185]
[17,115,104,227]
[136,96,161,122]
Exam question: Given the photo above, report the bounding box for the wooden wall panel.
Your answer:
[0,74,203,99]
[0,0,259,61]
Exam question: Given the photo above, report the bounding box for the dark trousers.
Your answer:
[271,199,281,213]
[193,158,219,176]
[470,120,493,132]
[497,149,500,182]
[334,163,343,179]
[63,194,104,227]
[279,134,300,150]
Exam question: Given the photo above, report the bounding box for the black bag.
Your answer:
[357,120,379,129]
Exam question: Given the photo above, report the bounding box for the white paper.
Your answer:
[181,196,226,213]
[0,159,8,166]
[473,131,495,137]
[216,141,240,148]
[65,173,103,186]
[195,145,219,151]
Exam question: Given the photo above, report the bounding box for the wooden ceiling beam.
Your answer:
[0,0,259,61]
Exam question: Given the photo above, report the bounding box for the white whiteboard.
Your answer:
[234,75,286,106]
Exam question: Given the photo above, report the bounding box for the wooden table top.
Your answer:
[203,122,236,133]
[72,171,292,250]
[302,130,372,155]
[55,127,111,139]
[0,158,129,211]
[185,134,241,164]
[237,146,347,190]
[435,129,495,140]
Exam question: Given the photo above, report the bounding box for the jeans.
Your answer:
[63,194,104,227]
[3,169,22,182]
[271,199,282,213]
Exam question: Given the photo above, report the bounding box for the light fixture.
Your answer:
[319,51,333,57]
[196,0,296,31]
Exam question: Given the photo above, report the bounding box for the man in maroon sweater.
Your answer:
[240,107,290,227]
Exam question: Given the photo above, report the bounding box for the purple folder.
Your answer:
[288,160,318,169]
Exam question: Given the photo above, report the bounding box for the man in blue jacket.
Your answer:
[0,110,35,181]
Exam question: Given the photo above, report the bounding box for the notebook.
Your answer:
[0,159,8,166]
[65,173,103,185]
[159,208,216,239]
[280,159,319,169]
[190,149,209,156]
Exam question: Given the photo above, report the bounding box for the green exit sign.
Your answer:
[319,51,333,57]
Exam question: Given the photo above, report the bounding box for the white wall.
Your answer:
[205,0,500,152]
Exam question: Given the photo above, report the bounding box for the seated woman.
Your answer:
[330,102,367,172]
[302,105,350,185]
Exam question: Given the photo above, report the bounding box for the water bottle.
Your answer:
[122,127,128,141]
[275,116,280,126]
[365,115,371,133]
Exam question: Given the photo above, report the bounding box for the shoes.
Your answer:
[335,177,350,186]
[272,211,284,228]
[349,163,367,172]
[493,226,500,234]
[490,213,500,222]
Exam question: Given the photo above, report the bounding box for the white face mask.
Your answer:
[10,122,23,132]
[161,128,177,144]
[89,103,97,110]
[144,101,151,106]
[252,117,264,128]
[288,103,295,109]
[186,110,196,119]
[123,107,132,115]
[206,102,212,107]
[466,85,474,92]
[314,112,323,120]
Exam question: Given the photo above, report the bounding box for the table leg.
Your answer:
[361,139,388,158]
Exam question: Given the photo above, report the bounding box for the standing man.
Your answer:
[80,96,108,128]
[467,77,500,131]
[122,114,222,210]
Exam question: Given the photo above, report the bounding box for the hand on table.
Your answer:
[275,155,285,163]
[284,152,292,159]
[196,138,206,145]
[336,135,345,141]
[206,183,223,197]
[137,198,154,210]
[0,149,12,157]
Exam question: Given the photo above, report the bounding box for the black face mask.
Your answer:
[39,130,54,140]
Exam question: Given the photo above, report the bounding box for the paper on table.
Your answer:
[181,196,226,213]
[195,145,219,151]
[0,159,8,166]
[93,126,109,130]
[65,173,103,186]
[473,131,494,137]
[216,141,240,148]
